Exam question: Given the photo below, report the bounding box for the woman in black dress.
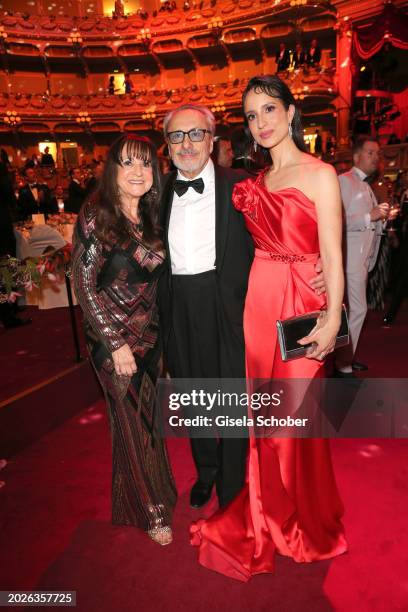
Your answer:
[72,135,176,545]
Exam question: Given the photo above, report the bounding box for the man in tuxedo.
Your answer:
[85,160,104,197]
[306,38,322,68]
[160,104,252,509]
[335,136,389,376]
[292,42,305,69]
[66,167,87,213]
[275,42,290,72]
[17,167,52,220]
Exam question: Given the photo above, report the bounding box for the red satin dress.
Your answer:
[190,172,347,581]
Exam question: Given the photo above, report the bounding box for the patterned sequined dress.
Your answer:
[72,201,177,531]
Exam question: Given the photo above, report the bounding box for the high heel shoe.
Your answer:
[148,525,173,546]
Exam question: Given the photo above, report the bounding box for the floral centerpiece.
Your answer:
[47,212,77,227]
[0,244,72,304]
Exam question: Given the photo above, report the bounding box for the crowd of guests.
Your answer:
[0,122,406,340]
[275,38,323,73]
[0,152,105,223]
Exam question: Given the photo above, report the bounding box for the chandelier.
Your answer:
[142,109,156,122]
[76,111,91,125]
[211,101,226,115]
[136,28,152,46]
[4,111,21,126]
[68,30,83,45]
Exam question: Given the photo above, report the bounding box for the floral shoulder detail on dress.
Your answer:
[232,177,259,221]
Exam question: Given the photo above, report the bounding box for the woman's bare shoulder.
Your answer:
[299,153,336,174]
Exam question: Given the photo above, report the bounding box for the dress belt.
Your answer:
[254,248,319,264]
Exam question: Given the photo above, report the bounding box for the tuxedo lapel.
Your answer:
[161,172,177,277]
[214,166,230,273]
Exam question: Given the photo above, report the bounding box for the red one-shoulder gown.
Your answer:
[190,171,347,581]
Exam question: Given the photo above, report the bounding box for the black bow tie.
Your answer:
[29,183,38,188]
[174,177,204,197]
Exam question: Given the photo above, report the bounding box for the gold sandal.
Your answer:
[148,526,173,546]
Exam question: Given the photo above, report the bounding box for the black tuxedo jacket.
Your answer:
[17,183,52,220]
[159,165,254,377]
[306,46,322,66]
[275,49,290,71]
[293,50,306,68]
[66,180,87,214]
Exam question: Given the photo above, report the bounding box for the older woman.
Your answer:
[72,135,176,545]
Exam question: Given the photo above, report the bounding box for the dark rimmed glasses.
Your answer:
[167,128,212,144]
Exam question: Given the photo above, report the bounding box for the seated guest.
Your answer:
[17,167,53,220]
[40,146,55,167]
[50,184,65,213]
[293,42,305,69]
[275,42,290,72]
[66,167,87,214]
[306,38,322,68]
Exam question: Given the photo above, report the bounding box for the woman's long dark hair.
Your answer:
[242,75,307,155]
[94,134,162,250]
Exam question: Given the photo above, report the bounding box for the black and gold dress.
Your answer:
[72,201,176,531]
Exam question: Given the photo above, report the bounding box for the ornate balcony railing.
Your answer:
[0,69,336,133]
[0,1,338,43]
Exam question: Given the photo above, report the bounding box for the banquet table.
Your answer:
[14,215,77,309]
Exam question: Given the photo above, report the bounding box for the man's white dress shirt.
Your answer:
[168,159,216,275]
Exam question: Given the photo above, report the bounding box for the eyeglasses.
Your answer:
[167,128,212,144]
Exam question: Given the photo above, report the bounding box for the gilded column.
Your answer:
[334,16,354,149]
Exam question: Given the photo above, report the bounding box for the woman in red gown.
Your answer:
[190,75,347,580]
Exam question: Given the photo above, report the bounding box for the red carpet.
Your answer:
[0,306,86,403]
[0,303,407,610]
[0,414,407,611]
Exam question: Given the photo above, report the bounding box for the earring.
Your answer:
[253,140,258,152]
[288,122,293,139]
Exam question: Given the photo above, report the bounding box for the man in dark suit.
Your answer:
[306,38,322,68]
[17,167,53,220]
[85,160,104,197]
[275,42,290,72]
[160,104,253,509]
[66,167,87,213]
[293,42,306,69]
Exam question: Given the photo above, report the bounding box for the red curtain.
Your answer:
[392,89,408,139]
[353,3,408,60]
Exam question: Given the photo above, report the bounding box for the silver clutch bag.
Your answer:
[276,304,349,362]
